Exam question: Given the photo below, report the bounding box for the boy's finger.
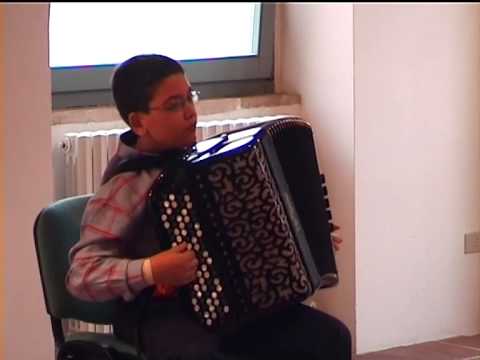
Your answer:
[185,251,199,264]
[171,242,188,252]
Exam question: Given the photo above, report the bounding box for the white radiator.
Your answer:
[60,116,279,335]
[61,117,277,197]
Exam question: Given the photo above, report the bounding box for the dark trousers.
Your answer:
[128,297,351,360]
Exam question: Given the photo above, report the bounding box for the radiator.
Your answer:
[60,116,280,335]
[61,118,279,197]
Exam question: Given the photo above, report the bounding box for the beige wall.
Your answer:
[3,4,53,360]
[0,5,4,359]
[355,4,480,353]
[278,2,480,355]
[276,1,357,349]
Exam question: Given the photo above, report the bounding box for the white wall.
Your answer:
[0,5,4,357]
[355,4,480,353]
[276,2,356,348]
[278,2,480,355]
[3,4,54,360]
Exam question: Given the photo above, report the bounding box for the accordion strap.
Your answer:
[109,149,187,179]
[112,132,233,178]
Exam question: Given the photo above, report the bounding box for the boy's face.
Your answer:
[129,73,198,153]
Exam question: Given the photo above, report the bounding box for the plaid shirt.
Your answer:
[66,131,162,302]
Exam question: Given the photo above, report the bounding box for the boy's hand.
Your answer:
[331,223,343,252]
[149,243,199,287]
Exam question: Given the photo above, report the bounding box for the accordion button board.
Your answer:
[158,189,233,329]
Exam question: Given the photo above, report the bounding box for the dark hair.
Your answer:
[112,54,184,124]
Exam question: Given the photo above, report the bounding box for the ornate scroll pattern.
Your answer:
[207,145,313,311]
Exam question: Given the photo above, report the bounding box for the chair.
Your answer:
[34,194,143,360]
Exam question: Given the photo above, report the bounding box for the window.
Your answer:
[49,3,275,109]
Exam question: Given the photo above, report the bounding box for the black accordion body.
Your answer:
[149,117,338,333]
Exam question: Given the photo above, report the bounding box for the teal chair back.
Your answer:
[34,195,140,359]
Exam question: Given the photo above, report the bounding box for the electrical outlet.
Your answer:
[464,232,480,254]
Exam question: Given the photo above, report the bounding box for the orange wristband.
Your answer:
[154,284,177,298]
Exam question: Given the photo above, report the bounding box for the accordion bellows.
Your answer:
[149,117,338,333]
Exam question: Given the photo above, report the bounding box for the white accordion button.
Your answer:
[168,194,175,201]
[184,194,191,202]
[207,258,213,265]
[163,201,170,208]
[161,215,167,221]
[163,222,170,229]
[181,209,188,216]
[223,306,230,313]
[206,319,212,326]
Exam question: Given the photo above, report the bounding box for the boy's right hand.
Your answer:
[149,242,199,287]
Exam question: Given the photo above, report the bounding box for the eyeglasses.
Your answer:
[148,89,200,113]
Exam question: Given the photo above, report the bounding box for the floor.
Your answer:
[355,335,480,359]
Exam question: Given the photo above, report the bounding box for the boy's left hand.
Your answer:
[331,223,343,251]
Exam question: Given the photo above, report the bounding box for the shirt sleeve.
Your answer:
[65,170,159,302]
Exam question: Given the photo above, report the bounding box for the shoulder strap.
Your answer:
[108,150,188,179]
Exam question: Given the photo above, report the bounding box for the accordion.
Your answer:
[149,117,338,333]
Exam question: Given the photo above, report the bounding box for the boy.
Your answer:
[66,54,351,360]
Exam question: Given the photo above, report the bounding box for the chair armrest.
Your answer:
[62,332,144,360]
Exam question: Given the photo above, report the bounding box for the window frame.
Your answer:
[50,3,275,109]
